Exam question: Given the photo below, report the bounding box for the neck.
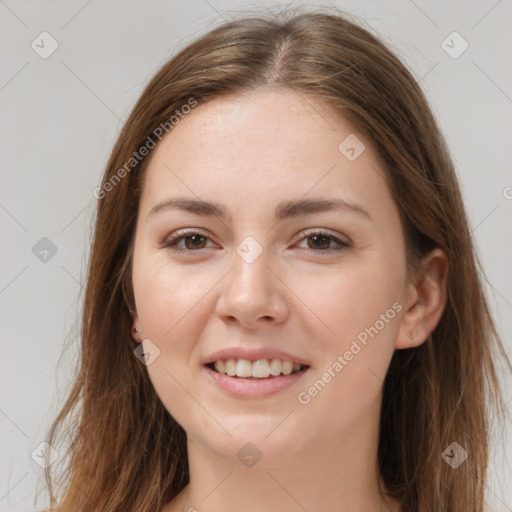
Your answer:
[171,401,400,512]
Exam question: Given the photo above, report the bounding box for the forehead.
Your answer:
[139,89,394,223]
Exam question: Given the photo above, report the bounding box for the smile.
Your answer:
[208,358,307,378]
[204,360,310,398]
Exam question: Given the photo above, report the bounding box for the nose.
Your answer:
[215,244,289,329]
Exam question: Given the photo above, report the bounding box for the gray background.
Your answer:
[1,1,511,510]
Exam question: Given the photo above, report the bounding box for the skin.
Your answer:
[130,89,448,512]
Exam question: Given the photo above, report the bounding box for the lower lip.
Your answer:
[204,365,310,398]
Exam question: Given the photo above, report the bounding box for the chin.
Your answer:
[190,413,313,466]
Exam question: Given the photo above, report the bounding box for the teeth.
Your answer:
[281,361,293,375]
[235,358,252,377]
[214,360,225,374]
[269,358,282,376]
[212,358,305,378]
[225,358,236,376]
[252,359,270,378]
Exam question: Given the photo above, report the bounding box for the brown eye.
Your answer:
[297,230,351,253]
[181,234,208,250]
[162,229,350,256]
[162,231,213,253]
[307,234,332,250]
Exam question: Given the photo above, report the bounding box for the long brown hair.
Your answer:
[42,6,510,511]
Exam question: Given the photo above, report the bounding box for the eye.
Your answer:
[160,228,351,255]
[161,229,213,254]
[295,229,351,253]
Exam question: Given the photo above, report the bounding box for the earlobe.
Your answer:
[395,248,449,350]
[132,325,143,343]
[129,308,143,342]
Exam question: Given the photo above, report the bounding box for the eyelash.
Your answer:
[161,228,351,255]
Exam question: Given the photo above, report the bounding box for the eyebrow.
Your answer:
[147,196,371,222]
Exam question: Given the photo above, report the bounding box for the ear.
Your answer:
[123,265,142,343]
[396,248,449,349]
[129,307,143,343]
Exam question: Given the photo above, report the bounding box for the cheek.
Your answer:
[310,254,404,355]
[133,253,212,340]
[132,258,217,431]
[293,254,404,424]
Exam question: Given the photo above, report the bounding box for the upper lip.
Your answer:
[203,347,311,367]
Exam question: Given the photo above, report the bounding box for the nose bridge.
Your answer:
[231,234,273,298]
[217,234,287,326]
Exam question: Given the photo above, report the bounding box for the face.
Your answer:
[130,89,412,463]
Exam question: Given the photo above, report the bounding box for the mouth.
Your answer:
[205,358,310,379]
[202,348,312,397]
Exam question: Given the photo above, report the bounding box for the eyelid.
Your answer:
[160,227,351,254]
[159,227,213,247]
[298,227,351,245]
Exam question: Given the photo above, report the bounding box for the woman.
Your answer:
[43,7,510,512]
